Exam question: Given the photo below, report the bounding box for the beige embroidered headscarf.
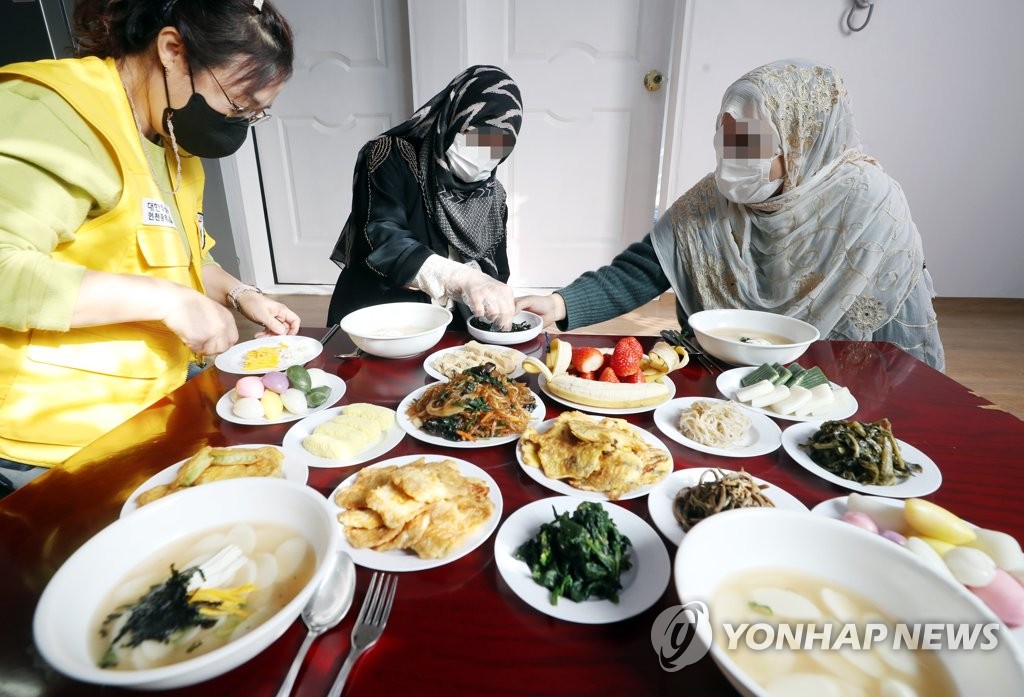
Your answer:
[650,59,944,369]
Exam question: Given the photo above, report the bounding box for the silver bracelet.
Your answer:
[227,283,263,310]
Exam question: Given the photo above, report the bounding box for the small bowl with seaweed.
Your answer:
[466,311,543,346]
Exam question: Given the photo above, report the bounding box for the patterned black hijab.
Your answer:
[387,65,522,273]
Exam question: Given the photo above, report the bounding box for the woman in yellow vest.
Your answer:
[0,0,300,494]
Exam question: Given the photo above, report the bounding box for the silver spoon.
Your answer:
[275,550,357,697]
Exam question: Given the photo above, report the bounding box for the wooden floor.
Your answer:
[237,294,1024,420]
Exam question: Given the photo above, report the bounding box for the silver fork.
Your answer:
[326,572,398,697]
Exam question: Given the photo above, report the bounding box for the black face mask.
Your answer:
[162,70,250,159]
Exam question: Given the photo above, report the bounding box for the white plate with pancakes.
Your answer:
[516,413,672,501]
[121,444,309,517]
[328,455,503,572]
[282,404,405,468]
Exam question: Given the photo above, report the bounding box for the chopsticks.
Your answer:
[318,323,340,345]
[660,329,724,374]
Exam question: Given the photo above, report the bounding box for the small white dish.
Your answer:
[466,311,543,346]
[716,366,858,422]
[493,496,670,624]
[216,374,346,426]
[328,455,502,572]
[281,406,405,468]
[537,374,676,415]
[647,467,808,546]
[422,343,526,382]
[781,421,942,497]
[214,335,322,375]
[120,444,309,517]
[516,415,671,501]
[652,396,782,457]
[396,381,545,448]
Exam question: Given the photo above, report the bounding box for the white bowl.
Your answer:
[687,309,818,366]
[466,311,543,346]
[33,478,340,690]
[674,509,1024,697]
[340,302,451,358]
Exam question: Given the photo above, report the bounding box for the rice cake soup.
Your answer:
[91,522,314,670]
[707,328,794,346]
[712,568,957,697]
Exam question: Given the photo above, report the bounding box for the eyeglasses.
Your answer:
[206,68,272,126]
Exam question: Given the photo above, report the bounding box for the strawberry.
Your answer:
[571,346,605,373]
[609,337,644,377]
[620,370,645,383]
[577,370,596,381]
[597,367,620,383]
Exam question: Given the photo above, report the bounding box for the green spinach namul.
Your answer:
[514,501,632,605]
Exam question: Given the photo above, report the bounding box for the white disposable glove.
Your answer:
[414,255,516,328]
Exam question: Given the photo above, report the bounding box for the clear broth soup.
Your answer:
[707,327,794,345]
[91,522,314,671]
[712,568,957,697]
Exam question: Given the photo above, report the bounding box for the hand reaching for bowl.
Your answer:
[414,255,515,329]
[515,293,566,328]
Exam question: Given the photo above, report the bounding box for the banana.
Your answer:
[546,337,573,375]
[522,357,669,408]
[648,341,689,373]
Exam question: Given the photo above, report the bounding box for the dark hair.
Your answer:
[73,0,294,89]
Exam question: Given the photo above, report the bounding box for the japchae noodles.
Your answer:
[406,363,536,441]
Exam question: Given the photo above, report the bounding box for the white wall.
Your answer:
[663,0,1024,298]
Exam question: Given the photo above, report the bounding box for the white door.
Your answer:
[445,0,677,287]
[254,0,413,284]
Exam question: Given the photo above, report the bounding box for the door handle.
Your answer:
[643,69,664,92]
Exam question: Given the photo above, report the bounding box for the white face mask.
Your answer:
[445,132,504,183]
[713,119,783,204]
[714,156,782,204]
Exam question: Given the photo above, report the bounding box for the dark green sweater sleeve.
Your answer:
[556,232,671,330]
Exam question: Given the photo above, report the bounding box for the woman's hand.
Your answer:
[515,293,566,328]
[237,292,301,337]
[161,285,239,355]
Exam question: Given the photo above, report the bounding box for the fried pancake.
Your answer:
[343,521,404,549]
[136,483,175,507]
[391,460,449,503]
[522,411,670,498]
[194,460,281,484]
[337,508,384,529]
[365,482,427,529]
[334,465,398,509]
[373,507,433,552]
[335,459,493,559]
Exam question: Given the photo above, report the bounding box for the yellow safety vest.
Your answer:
[0,57,215,468]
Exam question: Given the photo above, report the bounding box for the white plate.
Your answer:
[120,444,309,517]
[281,406,405,468]
[537,374,676,415]
[422,343,526,382]
[515,415,671,501]
[648,467,808,546]
[214,335,323,375]
[493,496,670,623]
[328,455,503,572]
[781,421,942,497]
[652,396,782,457]
[811,495,1024,651]
[716,366,859,422]
[216,374,346,426]
[396,381,545,448]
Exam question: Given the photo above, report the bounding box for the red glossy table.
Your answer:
[2,332,1022,697]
